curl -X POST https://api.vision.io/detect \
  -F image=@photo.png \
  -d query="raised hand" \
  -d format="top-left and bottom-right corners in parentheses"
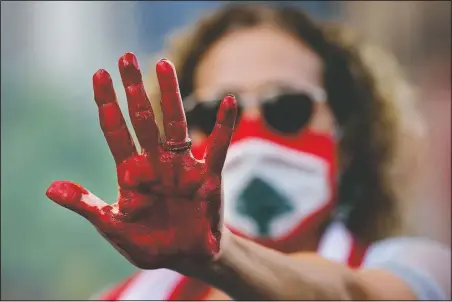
top-left (46, 53), bottom-right (237, 270)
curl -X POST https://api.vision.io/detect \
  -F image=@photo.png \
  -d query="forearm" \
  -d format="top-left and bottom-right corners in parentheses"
top-left (186, 231), bottom-right (366, 300)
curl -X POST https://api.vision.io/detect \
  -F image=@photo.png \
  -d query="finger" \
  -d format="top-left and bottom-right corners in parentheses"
top-left (118, 52), bottom-right (160, 153)
top-left (156, 59), bottom-right (190, 147)
top-left (205, 95), bottom-right (237, 175)
top-left (46, 181), bottom-right (109, 222)
top-left (93, 69), bottom-right (137, 164)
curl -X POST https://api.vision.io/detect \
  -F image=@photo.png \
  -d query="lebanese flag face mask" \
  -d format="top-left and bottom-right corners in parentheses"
top-left (191, 115), bottom-right (337, 253)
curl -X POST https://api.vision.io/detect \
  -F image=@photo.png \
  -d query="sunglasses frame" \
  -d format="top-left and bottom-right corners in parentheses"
top-left (184, 86), bottom-right (327, 135)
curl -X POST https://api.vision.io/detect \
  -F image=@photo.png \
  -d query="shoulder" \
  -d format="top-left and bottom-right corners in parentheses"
top-left (362, 237), bottom-right (451, 300)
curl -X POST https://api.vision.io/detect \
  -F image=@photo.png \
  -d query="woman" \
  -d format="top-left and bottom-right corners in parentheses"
top-left (46, 4), bottom-right (450, 300)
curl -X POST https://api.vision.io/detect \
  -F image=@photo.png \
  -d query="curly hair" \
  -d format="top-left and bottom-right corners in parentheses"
top-left (145, 4), bottom-right (424, 244)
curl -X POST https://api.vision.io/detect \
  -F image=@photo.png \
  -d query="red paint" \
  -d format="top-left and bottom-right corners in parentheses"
top-left (46, 180), bottom-right (88, 204)
top-left (45, 180), bottom-right (100, 219)
top-left (46, 53), bottom-right (237, 270)
top-left (93, 69), bottom-right (137, 164)
top-left (190, 115), bottom-right (337, 253)
top-left (118, 52), bottom-right (160, 155)
top-left (205, 95), bottom-right (237, 175)
top-left (156, 59), bottom-right (191, 148)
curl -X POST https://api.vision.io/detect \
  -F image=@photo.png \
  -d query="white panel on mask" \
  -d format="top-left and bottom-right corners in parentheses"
top-left (222, 138), bottom-right (331, 239)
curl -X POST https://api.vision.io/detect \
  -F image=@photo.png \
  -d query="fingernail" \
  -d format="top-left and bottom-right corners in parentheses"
top-left (118, 52), bottom-right (142, 86)
top-left (156, 58), bottom-right (175, 75)
top-left (217, 95), bottom-right (237, 126)
top-left (93, 69), bottom-right (116, 106)
top-left (119, 52), bottom-right (139, 69)
top-left (46, 181), bottom-right (88, 205)
top-left (155, 59), bottom-right (178, 94)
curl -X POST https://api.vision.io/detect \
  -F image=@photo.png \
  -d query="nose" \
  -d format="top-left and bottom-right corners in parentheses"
top-left (239, 92), bottom-right (261, 120)
top-left (242, 107), bottom-right (261, 119)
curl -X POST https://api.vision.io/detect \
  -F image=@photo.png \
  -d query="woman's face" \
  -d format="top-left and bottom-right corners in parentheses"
top-left (194, 25), bottom-right (335, 139)
top-left (192, 26), bottom-right (338, 251)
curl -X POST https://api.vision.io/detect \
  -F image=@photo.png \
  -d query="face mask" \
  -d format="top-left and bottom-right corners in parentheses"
top-left (191, 116), bottom-right (337, 252)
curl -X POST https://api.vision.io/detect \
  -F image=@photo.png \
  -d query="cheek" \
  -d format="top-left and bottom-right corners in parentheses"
top-left (308, 102), bottom-right (335, 135)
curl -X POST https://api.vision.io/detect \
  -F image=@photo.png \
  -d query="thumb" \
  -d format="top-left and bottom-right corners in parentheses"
top-left (46, 180), bottom-right (109, 221)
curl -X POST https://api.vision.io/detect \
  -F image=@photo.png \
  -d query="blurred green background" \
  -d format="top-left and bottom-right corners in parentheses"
top-left (1, 56), bottom-right (136, 299)
top-left (0, 2), bottom-right (230, 299)
top-left (1, 1), bottom-right (450, 300)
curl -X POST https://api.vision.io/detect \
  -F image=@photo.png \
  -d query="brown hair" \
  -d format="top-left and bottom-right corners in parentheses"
top-left (146, 4), bottom-right (424, 244)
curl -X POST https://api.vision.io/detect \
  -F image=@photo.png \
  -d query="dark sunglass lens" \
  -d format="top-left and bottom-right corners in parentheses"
top-left (186, 97), bottom-right (243, 135)
top-left (186, 100), bottom-right (222, 135)
top-left (263, 93), bottom-right (313, 134)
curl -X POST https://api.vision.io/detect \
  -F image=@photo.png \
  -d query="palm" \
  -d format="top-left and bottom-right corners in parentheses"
top-left (46, 53), bottom-right (236, 269)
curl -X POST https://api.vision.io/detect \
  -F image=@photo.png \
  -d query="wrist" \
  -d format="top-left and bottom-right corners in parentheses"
top-left (174, 227), bottom-right (235, 277)
top-left (175, 229), bottom-right (265, 300)
top-left (212, 226), bottom-right (233, 262)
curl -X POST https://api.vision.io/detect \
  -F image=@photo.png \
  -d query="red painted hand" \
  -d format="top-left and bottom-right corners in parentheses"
top-left (46, 53), bottom-right (237, 269)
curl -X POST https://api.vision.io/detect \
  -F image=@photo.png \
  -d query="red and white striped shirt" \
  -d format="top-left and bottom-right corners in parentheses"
top-left (96, 221), bottom-right (367, 300)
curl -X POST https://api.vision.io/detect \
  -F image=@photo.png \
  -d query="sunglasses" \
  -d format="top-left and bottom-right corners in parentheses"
top-left (184, 88), bottom-right (326, 136)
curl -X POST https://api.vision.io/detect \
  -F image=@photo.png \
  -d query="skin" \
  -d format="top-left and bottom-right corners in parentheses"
top-left (194, 26), bottom-right (335, 138)
top-left (46, 28), bottom-right (419, 300)
top-left (47, 53), bottom-right (237, 270)
top-left (189, 26), bottom-right (415, 300)
top-left (193, 26), bottom-right (336, 299)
